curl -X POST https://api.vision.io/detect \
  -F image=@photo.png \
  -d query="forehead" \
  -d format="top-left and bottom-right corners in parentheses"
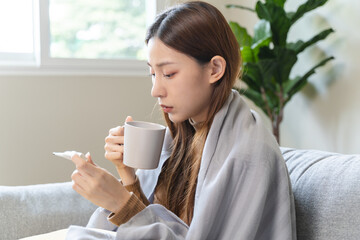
top-left (147, 38), bottom-right (192, 67)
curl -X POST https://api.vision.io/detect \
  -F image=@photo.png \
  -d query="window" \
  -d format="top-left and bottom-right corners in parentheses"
top-left (0, 0), bottom-right (35, 65)
top-left (49, 0), bottom-right (147, 60)
top-left (0, 0), bottom-right (158, 75)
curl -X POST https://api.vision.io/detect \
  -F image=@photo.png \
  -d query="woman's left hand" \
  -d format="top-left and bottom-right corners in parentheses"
top-left (71, 153), bottom-right (131, 213)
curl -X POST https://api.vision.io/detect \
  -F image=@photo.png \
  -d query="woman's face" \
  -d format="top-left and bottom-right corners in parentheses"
top-left (147, 37), bottom-right (214, 123)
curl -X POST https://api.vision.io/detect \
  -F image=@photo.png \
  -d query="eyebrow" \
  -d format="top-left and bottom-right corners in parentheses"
top-left (147, 61), bottom-right (177, 67)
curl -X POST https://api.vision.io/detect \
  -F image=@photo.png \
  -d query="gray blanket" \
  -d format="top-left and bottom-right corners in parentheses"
top-left (66, 90), bottom-right (296, 239)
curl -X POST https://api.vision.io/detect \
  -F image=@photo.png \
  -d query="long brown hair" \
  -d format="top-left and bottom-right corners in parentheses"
top-left (145, 1), bottom-right (241, 225)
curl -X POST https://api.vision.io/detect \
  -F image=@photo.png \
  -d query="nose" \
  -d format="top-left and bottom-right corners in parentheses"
top-left (151, 76), bottom-right (166, 98)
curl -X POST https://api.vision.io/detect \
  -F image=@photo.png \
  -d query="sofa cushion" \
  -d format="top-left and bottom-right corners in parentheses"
top-left (0, 182), bottom-right (97, 240)
top-left (282, 147), bottom-right (360, 240)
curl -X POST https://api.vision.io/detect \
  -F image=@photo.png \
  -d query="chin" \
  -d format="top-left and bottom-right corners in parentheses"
top-left (168, 114), bottom-right (188, 124)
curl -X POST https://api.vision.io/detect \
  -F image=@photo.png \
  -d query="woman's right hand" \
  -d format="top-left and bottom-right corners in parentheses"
top-left (104, 116), bottom-right (136, 185)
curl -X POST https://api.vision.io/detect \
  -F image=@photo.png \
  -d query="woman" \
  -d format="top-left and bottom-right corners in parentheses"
top-left (68, 1), bottom-right (296, 239)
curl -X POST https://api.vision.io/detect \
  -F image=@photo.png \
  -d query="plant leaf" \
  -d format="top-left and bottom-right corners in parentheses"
top-left (274, 47), bottom-right (298, 84)
top-left (286, 11), bottom-right (295, 19)
top-left (290, 28), bottom-right (334, 54)
top-left (241, 46), bottom-right (255, 63)
top-left (257, 46), bottom-right (297, 85)
top-left (252, 20), bottom-right (272, 46)
top-left (258, 59), bottom-right (277, 90)
top-left (264, 88), bottom-right (280, 114)
top-left (225, 4), bottom-right (255, 12)
top-left (285, 56), bottom-right (334, 101)
top-left (255, 2), bottom-right (271, 20)
top-left (287, 40), bottom-right (305, 53)
top-left (251, 20), bottom-right (272, 61)
top-left (242, 62), bottom-right (263, 91)
top-left (283, 76), bottom-right (301, 97)
top-left (290, 0), bottom-right (328, 25)
top-left (229, 21), bottom-right (253, 47)
top-left (265, 0), bottom-right (286, 8)
top-left (252, 38), bottom-right (272, 62)
top-left (255, 2), bottom-right (291, 46)
top-left (257, 46), bottom-right (276, 59)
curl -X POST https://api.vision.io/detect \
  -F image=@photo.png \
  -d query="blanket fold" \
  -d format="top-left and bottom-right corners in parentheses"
top-left (66, 90), bottom-right (296, 240)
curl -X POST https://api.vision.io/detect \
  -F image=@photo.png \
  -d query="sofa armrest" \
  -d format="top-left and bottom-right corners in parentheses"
top-left (0, 182), bottom-right (97, 240)
top-left (282, 147), bottom-right (360, 240)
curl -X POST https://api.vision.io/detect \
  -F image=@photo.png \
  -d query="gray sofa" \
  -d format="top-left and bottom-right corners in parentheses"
top-left (282, 147), bottom-right (360, 240)
top-left (0, 182), bottom-right (97, 240)
top-left (1, 148), bottom-right (360, 240)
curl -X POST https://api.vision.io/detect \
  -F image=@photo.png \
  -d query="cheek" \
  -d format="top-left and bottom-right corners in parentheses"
top-left (180, 85), bottom-right (212, 116)
top-left (185, 77), bottom-right (212, 102)
top-left (180, 72), bottom-right (209, 96)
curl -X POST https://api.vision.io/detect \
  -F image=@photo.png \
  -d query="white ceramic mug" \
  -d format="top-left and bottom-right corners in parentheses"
top-left (123, 121), bottom-right (166, 169)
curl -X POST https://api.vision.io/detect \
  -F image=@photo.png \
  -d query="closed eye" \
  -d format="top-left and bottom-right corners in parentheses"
top-left (163, 73), bottom-right (176, 78)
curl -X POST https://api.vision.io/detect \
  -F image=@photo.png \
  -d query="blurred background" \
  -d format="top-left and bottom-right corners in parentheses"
top-left (0, 0), bottom-right (358, 186)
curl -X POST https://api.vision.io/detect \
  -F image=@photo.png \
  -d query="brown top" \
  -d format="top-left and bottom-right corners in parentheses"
top-left (107, 177), bottom-right (151, 226)
top-left (108, 169), bottom-right (194, 226)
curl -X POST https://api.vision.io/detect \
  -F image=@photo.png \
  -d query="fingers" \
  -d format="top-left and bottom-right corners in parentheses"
top-left (71, 153), bottom-right (86, 167)
top-left (71, 154), bottom-right (95, 177)
top-left (72, 182), bottom-right (85, 195)
top-left (125, 116), bottom-right (133, 123)
top-left (105, 151), bottom-right (122, 160)
top-left (108, 116), bottom-right (133, 136)
top-left (104, 144), bottom-right (124, 162)
top-left (105, 135), bottom-right (124, 145)
top-left (71, 169), bottom-right (87, 195)
top-left (109, 126), bottom-right (123, 136)
top-left (104, 116), bottom-right (133, 164)
top-left (105, 130), bottom-right (125, 163)
top-left (86, 152), bottom-right (96, 166)
top-left (71, 168), bottom-right (98, 199)
top-left (104, 139), bottom-right (124, 162)
top-left (104, 141), bottom-right (123, 152)
top-left (71, 153), bottom-right (94, 196)
top-left (71, 169), bottom-right (87, 186)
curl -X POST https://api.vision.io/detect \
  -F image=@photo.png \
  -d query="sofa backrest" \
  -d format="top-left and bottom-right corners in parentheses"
top-left (2, 148), bottom-right (359, 239)
top-left (0, 182), bottom-right (97, 240)
top-left (282, 147), bottom-right (360, 240)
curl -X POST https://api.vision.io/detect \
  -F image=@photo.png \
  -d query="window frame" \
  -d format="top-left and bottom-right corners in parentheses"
top-left (0, 0), bottom-right (161, 76)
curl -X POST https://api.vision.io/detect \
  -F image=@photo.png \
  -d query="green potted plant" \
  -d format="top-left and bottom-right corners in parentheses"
top-left (227, 0), bottom-right (334, 143)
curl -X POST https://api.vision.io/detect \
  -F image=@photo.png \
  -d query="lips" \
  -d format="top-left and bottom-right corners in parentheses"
top-left (160, 104), bottom-right (173, 113)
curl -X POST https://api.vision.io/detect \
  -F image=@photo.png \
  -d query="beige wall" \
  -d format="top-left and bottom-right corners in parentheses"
top-left (280, 0), bottom-right (360, 154)
top-left (0, 75), bottom-right (162, 185)
top-left (1, 0), bottom-right (359, 186)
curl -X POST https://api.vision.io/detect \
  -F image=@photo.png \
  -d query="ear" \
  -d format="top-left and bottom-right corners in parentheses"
top-left (208, 55), bottom-right (226, 84)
